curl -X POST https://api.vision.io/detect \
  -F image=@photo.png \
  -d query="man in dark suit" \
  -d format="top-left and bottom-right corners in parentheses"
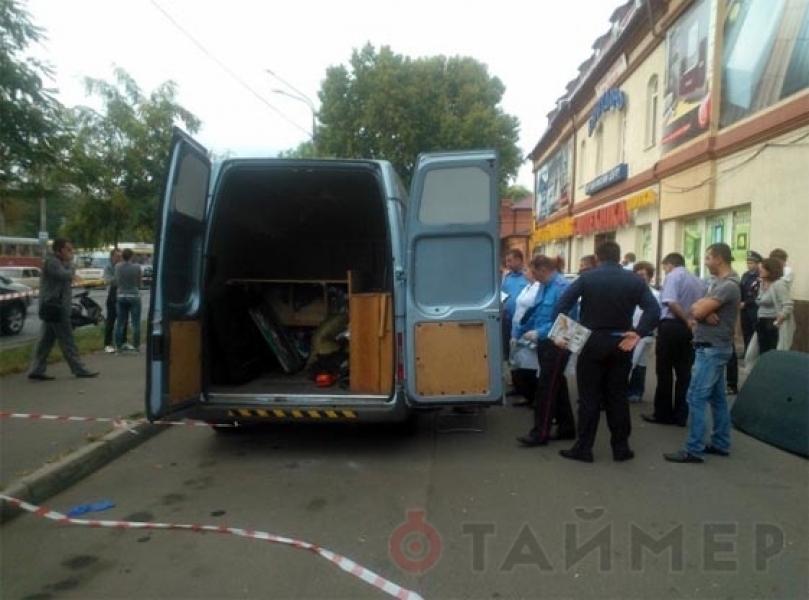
top-left (553, 242), bottom-right (660, 463)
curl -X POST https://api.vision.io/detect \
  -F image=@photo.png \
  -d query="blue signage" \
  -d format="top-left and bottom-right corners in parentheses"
top-left (588, 88), bottom-right (627, 136)
top-left (585, 163), bottom-right (628, 196)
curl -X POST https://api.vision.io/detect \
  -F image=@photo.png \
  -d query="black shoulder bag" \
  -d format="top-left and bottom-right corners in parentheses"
top-left (39, 291), bottom-right (64, 323)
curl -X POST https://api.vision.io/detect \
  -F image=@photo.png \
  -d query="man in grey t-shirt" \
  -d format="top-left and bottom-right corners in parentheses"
top-left (113, 248), bottom-right (143, 352)
top-left (664, 243), bottom-right (741, 463)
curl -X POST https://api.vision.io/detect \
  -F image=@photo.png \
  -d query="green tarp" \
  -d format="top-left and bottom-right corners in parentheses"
top-left (731, 350), bottom-right (809, 458)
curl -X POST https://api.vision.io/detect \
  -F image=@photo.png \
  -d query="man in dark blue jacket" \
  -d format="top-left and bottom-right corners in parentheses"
top-left (553, 242), bottom-right (660, 463)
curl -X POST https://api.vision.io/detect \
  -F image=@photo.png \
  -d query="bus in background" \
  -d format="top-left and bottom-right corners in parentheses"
top-left (0, 236), bottom-right (46, 268)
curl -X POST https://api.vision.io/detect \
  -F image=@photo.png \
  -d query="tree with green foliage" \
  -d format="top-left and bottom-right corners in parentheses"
top-left (62, 69), bottom-right (200, 248)
top-left (0, 0), bottom-right (67, 234)
top-left (277, 140), bottom-right (316, 159)
top-left (314, 44), bottom-right (522, 191)
top-left (504, 184), bottom-right (532, 201)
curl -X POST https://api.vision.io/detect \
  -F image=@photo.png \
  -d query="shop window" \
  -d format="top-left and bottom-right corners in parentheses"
top-left (595, 232), bottom-right (615, 249)
top-left (645, 75), bottom-right (659, 148)
top-left (639, 225), bottom-right (652, 260)
top-left (683, 219), bottom-right (704, 278)
top-left (710, 218), bottom-right (725, 244)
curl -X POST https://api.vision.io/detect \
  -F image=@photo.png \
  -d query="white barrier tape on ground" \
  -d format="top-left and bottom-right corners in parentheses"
top-left (0, 411), bottom-right (235, 429)
top-left (0, 290), bottom-right (36, 301)
top-left (0, 494), bottom-right (424, 600)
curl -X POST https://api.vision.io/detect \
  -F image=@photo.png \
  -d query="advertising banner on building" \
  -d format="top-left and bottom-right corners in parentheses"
top-left (720, 0), bottom-right (809, 128)
top-left (535, 141), bottom-right (571, 221)
top-left (662, 0), bottom-right (716, 153)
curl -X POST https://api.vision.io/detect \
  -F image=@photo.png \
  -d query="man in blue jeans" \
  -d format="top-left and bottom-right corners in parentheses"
top-left (664, 242), bottom-right (740, 463)
top-left (114, 248), bottom-right (143, 352)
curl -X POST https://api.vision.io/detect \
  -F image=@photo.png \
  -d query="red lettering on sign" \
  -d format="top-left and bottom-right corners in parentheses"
top-left (573, 202), bottom-right (629, 236)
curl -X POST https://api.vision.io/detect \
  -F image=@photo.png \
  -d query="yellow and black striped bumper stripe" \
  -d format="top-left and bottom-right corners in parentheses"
top-left (228, 409), bottom-right (357, 419)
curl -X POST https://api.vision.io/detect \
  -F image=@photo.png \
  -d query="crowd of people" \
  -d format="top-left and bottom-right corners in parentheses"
top-left (503, 241), bottom-right (796, 463)
top-left (27, 238), bottom-right (143, 381)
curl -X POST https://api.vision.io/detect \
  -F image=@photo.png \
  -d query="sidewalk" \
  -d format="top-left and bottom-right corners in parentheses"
top-left (0, 349), bottom-right (164, 521)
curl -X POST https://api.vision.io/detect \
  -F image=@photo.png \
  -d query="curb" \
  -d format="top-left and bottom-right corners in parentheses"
top-left (0, 420), bottom-right (165, 524)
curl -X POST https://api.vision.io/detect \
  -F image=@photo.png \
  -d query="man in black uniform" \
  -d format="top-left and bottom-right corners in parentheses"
top-left (553, 242), bottom-right (660, 463)
top-left (739, 251), bottom-right (761, 354)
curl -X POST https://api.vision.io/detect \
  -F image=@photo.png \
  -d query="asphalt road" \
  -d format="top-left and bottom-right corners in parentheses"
top-left (0, 288), bottom-right (151, 349)
top-left (2, 401), bottom-right (807, 599)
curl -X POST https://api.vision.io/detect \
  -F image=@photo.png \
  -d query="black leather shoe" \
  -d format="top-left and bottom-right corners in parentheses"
top-left (704, 445), bottom-right (730, 457)
top-left (613, 449), bottom-right (635, 462)
top-left (549, 430), bottom-right (576, 441)
top-left (663, 449), bottom-right (704, 463)
top-left (74, 371), bottom-right (99, 379)
top-left (517, 435), bottom-right (548, 447)
top-left (28, 373), bottom-right (55, 381)
top-left (559, 448), bottom-right (594, 463)
top-left (641, 414), bottom-right (674, 425)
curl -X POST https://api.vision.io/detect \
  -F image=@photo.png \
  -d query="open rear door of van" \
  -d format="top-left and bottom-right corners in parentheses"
top-left (404, 151), bottom-right (504, 407)
top-left (146, 128), bottom-right (210, 420)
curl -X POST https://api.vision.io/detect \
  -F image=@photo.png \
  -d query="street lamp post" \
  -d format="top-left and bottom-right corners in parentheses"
top-left (271, 88), bottom-right (316, 142)
top-left (266, 69), bottom-right (317, 148)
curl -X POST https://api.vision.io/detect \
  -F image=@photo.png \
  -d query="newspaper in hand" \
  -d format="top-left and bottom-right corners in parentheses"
top-left (548, 313), bottom-right (592, 354)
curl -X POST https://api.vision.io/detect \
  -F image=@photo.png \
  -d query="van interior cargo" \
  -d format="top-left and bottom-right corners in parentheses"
top-left (204, 164), bottom-right (395, 398)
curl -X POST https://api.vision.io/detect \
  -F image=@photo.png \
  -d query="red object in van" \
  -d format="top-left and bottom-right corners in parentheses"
top-left (315, 372), bottom-right (337, 387)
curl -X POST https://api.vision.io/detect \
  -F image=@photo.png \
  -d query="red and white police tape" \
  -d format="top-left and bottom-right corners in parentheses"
top-left (0, 493), bottom-right (424, 600)
top-left (0, 411), bottom-right (231, 431)
top-left (0, 289), bottom-right (36, 301)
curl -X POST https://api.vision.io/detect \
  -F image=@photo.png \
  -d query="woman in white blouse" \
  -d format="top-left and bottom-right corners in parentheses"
top-left (509, 265), bottom-right (541, 407)
top-left (756, 257), bottom-right (794, 353)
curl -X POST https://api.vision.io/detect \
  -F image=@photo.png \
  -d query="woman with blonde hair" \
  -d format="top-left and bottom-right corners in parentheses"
top-left (756, 257), bottom-right (794, 353)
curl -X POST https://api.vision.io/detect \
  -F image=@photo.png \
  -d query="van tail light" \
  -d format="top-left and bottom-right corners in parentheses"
top-left (396, 332), bottom-right (405, 381)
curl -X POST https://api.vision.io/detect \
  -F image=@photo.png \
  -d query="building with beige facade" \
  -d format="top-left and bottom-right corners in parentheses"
top-left (527, 0), bottom-right (809, 350)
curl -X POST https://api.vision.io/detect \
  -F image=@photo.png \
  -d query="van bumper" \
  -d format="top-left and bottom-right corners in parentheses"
top-left (189, 390), bottom-right (413, 425)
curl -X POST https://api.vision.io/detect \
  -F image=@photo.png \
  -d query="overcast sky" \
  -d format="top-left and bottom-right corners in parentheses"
top-left (26, 0), bottom-right (622, 188)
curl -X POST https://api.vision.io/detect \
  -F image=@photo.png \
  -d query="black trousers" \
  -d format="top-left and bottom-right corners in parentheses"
top-left (104, 287), bottom-right (127, 346)
top-left (529, 340), bottom-right (574, 441)
top-left (512, 368), bottom-right (538, 404)
top-left (740, 307), bottom-right (757, 353)
top-left (652, 319), bottom-right (694, 425)
top-left (573, 331), bottom-right (632, 453)
top-left (726, 346), bottom-right (738, 388)
top-left (756, 317), bottom-right (779, 354)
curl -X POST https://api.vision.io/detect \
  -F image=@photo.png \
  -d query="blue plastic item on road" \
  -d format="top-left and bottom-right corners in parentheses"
top-left (65, 499), bottom-right (115, 517)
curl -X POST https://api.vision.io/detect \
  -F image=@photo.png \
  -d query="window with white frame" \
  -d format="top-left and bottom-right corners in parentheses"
top-left (616, 111), bottom-right (626, 164)
top-left (579, 139), bottom-right (587, 187)
top-left (595, 123), bottom-right (604, 176)
top-left (646, 75), bottom-right (659, 147)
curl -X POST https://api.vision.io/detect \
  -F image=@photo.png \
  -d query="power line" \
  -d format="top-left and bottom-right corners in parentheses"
top-left (662, 130), bottom-right (809, 193)
top-left (148, 0), bottom-right (311, 138)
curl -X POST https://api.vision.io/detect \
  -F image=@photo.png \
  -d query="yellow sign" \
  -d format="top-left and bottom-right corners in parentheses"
top-left (532, 217), bottom-right (574, 244)
top-left (625, 190), bottom-right (657, 211)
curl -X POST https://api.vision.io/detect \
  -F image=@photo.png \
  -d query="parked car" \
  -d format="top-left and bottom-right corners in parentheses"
top-left (0, 275), bottom-right (33, 335)
top-left (0, 266), bottom-right (42, 289)
top-left (74, 266), bottom-right (106, 289)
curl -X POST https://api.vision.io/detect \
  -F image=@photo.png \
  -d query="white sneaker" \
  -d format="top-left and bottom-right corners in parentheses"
top-left (104, 346), bottom-right (116, 354)
top-left (122, 344), bottom-right (136, 351)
